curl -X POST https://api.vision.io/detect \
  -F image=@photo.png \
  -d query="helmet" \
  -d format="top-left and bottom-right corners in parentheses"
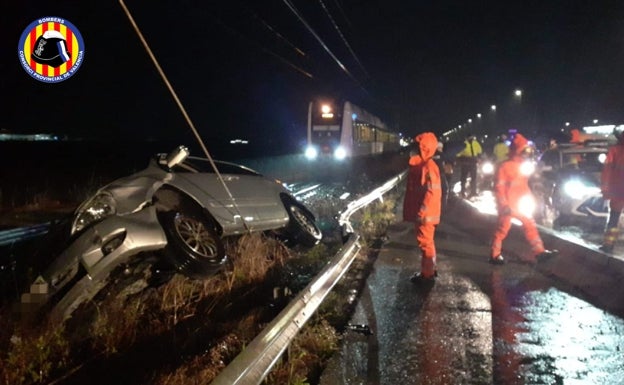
top-left (31, 30), bottom-right (71, 68)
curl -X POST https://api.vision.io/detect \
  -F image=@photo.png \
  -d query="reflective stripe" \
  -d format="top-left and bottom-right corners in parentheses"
top-left (604, 227), bottom-right (619, 245)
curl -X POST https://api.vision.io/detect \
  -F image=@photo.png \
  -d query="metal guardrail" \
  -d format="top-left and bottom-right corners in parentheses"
top-left (0, 223), bottom-right (50, 247)
top-left (210, 170), bottom-right (408, 385)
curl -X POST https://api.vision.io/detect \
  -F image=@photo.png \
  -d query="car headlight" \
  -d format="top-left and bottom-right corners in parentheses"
top-left (481, 161), bottom-right (494, 174)
top-left (563, 180), bottom-right (601, 200)
top-left (71, 192), bottom-right (117, 234)
top-left (520, 161), bottom-right (535, 176)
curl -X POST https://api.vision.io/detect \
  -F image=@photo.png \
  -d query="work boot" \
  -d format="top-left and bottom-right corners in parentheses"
top-left (536, 249), bottom-right (558, 262)
top-left (410, 272), bottom-right (436, 288)
top-left (489, 255), bottom-right (505, 265)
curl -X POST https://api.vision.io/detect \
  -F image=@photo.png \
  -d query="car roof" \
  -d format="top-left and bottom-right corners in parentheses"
top-left (556, 143), bottom-right (610, 154)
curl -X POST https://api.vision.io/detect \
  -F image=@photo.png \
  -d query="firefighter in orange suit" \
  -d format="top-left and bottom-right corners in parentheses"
top-left (403, 132), bottom-right (442, 285)
top-left (489, 133), bottom-right (557, 264)
top-left (600, 127), bottom-right (624, 253)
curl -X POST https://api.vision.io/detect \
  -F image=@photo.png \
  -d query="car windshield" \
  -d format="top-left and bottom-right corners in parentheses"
top-left (561, 150), bottom-right (606, 172)
top-left (172, 157), bottom-right (260, 176)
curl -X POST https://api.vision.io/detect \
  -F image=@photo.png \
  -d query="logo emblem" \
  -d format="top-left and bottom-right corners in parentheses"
top-left (18, 17), bottom-right (85, 83)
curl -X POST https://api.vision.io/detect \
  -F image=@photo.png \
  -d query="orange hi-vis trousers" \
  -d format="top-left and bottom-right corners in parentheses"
top-left (416, 222), bottom-right (437, 277)
top-left (490, 213), bottom-right (545, 260)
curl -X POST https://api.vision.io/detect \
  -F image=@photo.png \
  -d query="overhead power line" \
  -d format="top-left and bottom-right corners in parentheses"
top-left (208, 11), bottom-right (314, 79)
top-left (238, 1), bottom-right (308, 58)
top-left (318, 0), bottom-right (370, 79)
top-left (282, 0), bottom-right (370, 95)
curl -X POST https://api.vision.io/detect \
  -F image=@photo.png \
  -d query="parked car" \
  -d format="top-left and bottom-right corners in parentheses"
top-left (531, 143), bottom-right (610, 228)
top-left (22, 145), bottom-right (322, 321)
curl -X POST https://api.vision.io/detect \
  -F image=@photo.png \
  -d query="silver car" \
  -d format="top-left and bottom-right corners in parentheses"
top-left (22, 146), bottom-right (322, 321)
top-left (532, 143), bottom-right (610, 228)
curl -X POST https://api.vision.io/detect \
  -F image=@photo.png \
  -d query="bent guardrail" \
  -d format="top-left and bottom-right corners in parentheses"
top-left (210, 169), bottom-right (408, 385)
top-left (0, 223), bottom-right (50, 247)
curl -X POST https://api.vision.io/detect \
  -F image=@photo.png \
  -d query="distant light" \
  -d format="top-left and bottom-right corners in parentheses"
top-left (593, 119), bottom-right (599, 124)
top-left (583, 125), bottom-right (615, 135)
top-left (321, 104), bottom-right (331, 114)
top-left (514, 89), bottom-right (522, 97)
top-left (468, 118), bottom-right (472, 123)
top-left (491, 105), bottom-right (497, 111)
top-left (476, 113), bottom-right (482, 118)
top-left (230, 139), bottom-right (249, 144)
top-left (565, 122), bottom-right (570, 126)
top-left (321, 113), bottom-right (334, 118)
top-left (352, 113), bottom-right (357, 120)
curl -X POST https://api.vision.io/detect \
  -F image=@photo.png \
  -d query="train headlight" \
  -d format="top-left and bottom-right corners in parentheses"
top-left (334, 146), bottom-right (347, 160)
top-left (305, 146), bottom-right (318, 160)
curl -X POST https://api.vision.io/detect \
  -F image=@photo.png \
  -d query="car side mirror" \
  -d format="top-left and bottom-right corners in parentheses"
top-left (165, 145), bottom-right (190, 168)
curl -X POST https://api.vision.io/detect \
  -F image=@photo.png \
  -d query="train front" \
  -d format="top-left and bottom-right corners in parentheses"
top-left (305, 101), bottom-right (348, 161)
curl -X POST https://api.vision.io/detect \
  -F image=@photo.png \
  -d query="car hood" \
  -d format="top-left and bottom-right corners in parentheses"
top-left (98, 161), bottom-right (171, 214)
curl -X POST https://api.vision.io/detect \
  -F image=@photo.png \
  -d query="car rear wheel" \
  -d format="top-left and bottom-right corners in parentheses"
top-left (160, 211), bottom-right (227, 279)
top-left (283, 202), bottom-right (322, 247)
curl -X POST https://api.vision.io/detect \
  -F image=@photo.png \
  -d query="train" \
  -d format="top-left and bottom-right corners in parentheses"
top-left (304, 99), bottom-right (402, 160)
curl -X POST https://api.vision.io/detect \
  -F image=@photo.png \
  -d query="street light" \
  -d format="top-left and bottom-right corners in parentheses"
top-left (476, 113), bottom-right (482, 118)
top-left (514, 89), bottom-right (522, 97)
top-left (490, 105), bottom-right (496, 111)
top-left (593, 119), bottom-right (599, 124)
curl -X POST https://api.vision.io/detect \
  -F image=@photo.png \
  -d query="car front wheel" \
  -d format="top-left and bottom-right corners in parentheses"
top-left (284, 203), bottom-right (323, 247)
top-left (160, 211), bottom-right (227, 279)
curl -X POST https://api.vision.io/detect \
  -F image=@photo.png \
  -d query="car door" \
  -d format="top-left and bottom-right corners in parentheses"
top-left (170, 158), bottom-right (288, 233)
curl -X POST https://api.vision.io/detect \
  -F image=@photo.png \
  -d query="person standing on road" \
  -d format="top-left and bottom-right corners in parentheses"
top-left (489, 133), bottom-right (557, 264)
top-left (403, 132), bottom-right (442, 286)
top-left (492, 134), bottom-right (509, 163)
top-left (456, 133), bottom-right (483, 198)
top-left (600, 127), bottom-right (624, 253)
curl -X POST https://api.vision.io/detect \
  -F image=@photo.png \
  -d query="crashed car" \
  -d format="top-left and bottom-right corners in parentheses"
top-left (531, 143), bottom-right (610, 228)
top-left (22, 145), bottom-right (322, 321)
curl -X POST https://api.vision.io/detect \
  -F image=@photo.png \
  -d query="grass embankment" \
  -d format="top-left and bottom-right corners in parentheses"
top-left (0, 187), bottom-right (401, 385)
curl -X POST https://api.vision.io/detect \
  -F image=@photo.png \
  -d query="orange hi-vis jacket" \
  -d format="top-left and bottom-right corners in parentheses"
top-left (494, 135), bottom-right (533, 213)
top-left (601, 140), bottom-right (624, 201)
top-left (403, 133), bottom-right (442, 224)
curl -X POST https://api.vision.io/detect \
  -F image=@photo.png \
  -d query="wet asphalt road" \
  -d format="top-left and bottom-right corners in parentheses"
top-left (320, 200), bottom-right (624, 385)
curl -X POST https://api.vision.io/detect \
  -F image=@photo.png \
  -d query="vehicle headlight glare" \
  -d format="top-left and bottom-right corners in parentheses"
top-left (520, 161), bottom-right (535, 176)
top-left (334, 146), bottom-right (347, 160)
top-left (305, 146), bottom-right (318, 160)
top-left (563, 180), bottom-right (600, 200)
top-left (598, 153), bottom-right (607, 163)
top-left (481, 161), bottom-right (494, 174)
top-left (72, 193), bottom-right (117, 234)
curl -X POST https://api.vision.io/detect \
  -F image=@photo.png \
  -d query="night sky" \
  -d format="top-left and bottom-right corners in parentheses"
top-left (2, 1), bottom-right (624, 154)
